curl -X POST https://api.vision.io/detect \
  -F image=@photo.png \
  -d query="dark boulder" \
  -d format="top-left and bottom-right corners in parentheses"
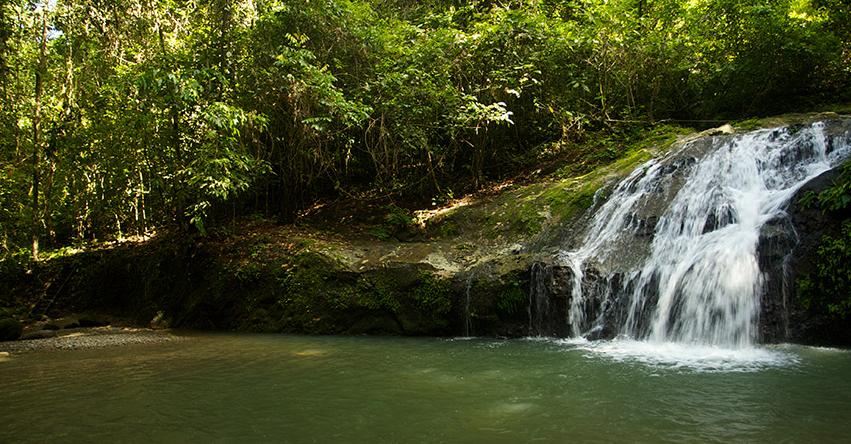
top-left (77, 314), bottom-right (111, 328)
top-left (0, 318), bottom-right (23, 341)
top-left (21, 329), bottom-right (58, 340)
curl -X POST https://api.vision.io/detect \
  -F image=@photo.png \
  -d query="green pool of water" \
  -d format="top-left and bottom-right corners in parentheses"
top-left (1, 333), bottom-right (850, 443)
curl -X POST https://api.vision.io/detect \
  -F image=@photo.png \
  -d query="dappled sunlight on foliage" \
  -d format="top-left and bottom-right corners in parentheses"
top-left (0, 0), bottom-right (848, 259)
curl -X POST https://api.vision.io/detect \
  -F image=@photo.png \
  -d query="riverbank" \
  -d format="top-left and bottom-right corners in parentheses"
top-left (0, 326), bottom-right (181, 354)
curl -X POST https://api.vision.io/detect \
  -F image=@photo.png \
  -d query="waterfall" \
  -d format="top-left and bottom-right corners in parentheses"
top-left (560, 121), bottom-right (851, 347)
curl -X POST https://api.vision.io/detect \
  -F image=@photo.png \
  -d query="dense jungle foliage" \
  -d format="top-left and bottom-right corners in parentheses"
top-left (1, 0), bottom-right (849, 260)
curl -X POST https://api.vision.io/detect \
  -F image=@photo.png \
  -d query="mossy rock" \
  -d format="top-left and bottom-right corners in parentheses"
top-left (0, 318), bottom-right (23, 341)
top-left (396, 270), bottom-right (453, 334)
top-left (456, 259), bottom-right (534, 337)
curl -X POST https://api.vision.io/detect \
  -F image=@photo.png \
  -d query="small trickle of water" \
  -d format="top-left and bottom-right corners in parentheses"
top-left (464, 272), bottom-right (475, 337)
top-left (528, 262), bottom-right (550, 336)
top-left (560, 121), bottom-right (851, 347)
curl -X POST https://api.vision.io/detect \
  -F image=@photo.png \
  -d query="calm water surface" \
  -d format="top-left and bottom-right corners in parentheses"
top-left (1, 333), bottom-right (850, 443)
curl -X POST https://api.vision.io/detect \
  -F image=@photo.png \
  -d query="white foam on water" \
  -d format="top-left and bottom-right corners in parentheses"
top-left (560, 338), bottom-right (798, 373)
top-left (523, 336), bottom-right (557, 342)
top-left (804, 346), bottom-right (850, 353)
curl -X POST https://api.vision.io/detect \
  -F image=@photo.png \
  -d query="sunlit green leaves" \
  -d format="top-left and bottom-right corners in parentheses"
top-left (457, 95), bottom-right (515, 132)
top-left (0, 0), bottom-right (849, 254)
top-left (190, 102), bottom-right (270, 208)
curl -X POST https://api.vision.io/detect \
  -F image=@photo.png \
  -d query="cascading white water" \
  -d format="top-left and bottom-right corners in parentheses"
top-left (560, 122), bottom-right (851, 348)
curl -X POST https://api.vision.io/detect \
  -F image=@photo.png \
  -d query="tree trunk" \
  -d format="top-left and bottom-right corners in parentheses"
top-left (31, 9), bottom-right (48, 261)
top-left (154, 7), bottom-right (186, 228)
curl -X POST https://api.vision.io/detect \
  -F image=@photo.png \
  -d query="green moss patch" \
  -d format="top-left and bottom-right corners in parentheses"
top-left (425, 125), bottom-right (688, 243)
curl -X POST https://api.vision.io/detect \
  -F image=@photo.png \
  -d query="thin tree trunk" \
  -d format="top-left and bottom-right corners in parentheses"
top-left (12, 8), bottom-right (22, 158)
top-left (153, 7), bottom-right (186, 227)
top-left (47, 13), bottom-right (77, 242)
top-left (138, 169), bottom-right (147, 235)
top-left (43, 151), bottom-right (55, 242)
top-left (218, 0), bottom-right (231, 98)
top-left (31, 9), bottom-right (48, 261)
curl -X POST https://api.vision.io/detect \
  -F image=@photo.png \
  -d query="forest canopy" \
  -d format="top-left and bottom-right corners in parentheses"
top-left (1, 0), bottom-right (849, 260)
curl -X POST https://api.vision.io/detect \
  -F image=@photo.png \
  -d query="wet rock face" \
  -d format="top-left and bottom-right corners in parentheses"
top-left (527, 263), bottom-right (570, 338)
top-left (779, 168), bottom-right (851, 345)
top-left (756, 122), bottom-right (851, 344)
top-left (753, 148), bottom-right (851, 344)
top-left (757, 216), bottom-right (797, 343)
top-left (524, 263), bottom-right (649, 340)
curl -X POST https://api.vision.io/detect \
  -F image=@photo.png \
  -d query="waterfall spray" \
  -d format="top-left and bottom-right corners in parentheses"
top-left (560, 122), bottom-right (851, 347)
